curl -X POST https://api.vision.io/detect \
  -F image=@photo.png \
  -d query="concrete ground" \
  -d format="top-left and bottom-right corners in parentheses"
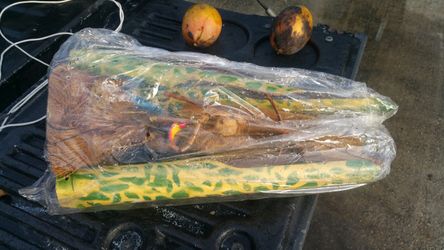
top-left (197, 0), bottom-right (444, 248)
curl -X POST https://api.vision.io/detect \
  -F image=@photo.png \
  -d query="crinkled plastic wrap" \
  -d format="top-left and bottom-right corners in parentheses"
top-left (20, 28), bottom-right (397, 214)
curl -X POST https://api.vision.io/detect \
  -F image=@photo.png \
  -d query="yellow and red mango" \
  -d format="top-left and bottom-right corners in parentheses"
top-left (182, 4), bottom-right (222, 48)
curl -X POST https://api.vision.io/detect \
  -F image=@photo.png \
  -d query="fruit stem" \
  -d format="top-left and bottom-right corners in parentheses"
top-left (255, 0), bottom-right (276, 17)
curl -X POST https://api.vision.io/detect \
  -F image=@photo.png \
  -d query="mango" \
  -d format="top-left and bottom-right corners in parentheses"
top-left (182, 4), bottom-right (222, 48)
top-left (270, 6), bottom-right (313, 55)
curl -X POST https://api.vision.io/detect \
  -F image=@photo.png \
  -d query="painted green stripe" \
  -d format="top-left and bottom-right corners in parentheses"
top-left (172, 169), bottom-right (180, 186)
top-left (299, 182), bottom-right (318, 188)
top-left (222, 190), bottom-right (242, 195)
top-left (214, 181), bottom-right (223, 191)
top-left (172, 191), bottom-right (189, 199)
top-left (266, 85), bottom-right (277, 92)
top-left (245, 81), bottom-right (262, 90)
top-left (151, 165), bottom-right (168, 187)
top-left (272, 183), bottom-right (280, 190)
top-left (102, 171), bottom-right (119, 177)
top-left (112, 193), bottom-right (121, 203)
top-left (331, 180), bottom-right (343, 185)
top-left (346, 160), bottom-right (364, 168)
top-left (203, 162), bottom-right (218, 169)
top-left (286, 173), bottom-right (299, 186)
top-left (185, 67), bottom-right (196, 73)
top-left (218, 168), bottom-right (241, 176)
top-left (155, 196), bottom-right (169, 201)
top-left (254, 186), bottom-right (269, 192)
top-left (185, 182), bottom-right (204, 192)
top-left (80, 192), bottom-right (109, 201)
top-left (100, 184), bottom-right (129, 193)
top-left (167, 181), bottom-right (173, 193)
top-left (86, 202), bottom-right (103, 207)
top-left (124, 192), bottom-right (140, 199)
top-left (119, 177), bottom-right (145, 185)
top-left (217, 75), bottom-right (238, 83)
top-left (173, 68), bottom-right (182, 77)
top-left (97, 180), bottom-right (112, 185)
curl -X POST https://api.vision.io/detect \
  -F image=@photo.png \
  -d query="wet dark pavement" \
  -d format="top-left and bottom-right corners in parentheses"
top-left (197, 0), bottom-right (444, 248)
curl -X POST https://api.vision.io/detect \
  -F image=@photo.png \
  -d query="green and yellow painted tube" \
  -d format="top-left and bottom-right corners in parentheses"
top-left (68, 49), bottom-right (396, 119)
top-left (56, 159), bottom-right (381, 209)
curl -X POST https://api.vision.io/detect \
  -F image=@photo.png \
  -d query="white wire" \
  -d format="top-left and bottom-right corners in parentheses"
top-left (0, 115), bottom-right (47, 130)
top-left (7, 79), bottom-right (48, 115)
top-left (0, 32), bottom-right (73, 80)
top-left (0, 0), bottom-right (125, 133)
top-left (110, 0), bottom-right (124, 33)
top-left (0, 1), bottom-right (73, 74)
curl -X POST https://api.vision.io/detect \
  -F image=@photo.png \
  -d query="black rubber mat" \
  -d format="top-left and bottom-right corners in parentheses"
top-left (0, 0), bottom-right (366, 249)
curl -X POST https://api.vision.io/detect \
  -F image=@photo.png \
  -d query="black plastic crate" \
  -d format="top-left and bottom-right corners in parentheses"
top-left (0, 0), bottom-right (366, 249)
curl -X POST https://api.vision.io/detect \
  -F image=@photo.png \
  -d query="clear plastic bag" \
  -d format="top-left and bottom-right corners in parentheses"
top-left (20, 28), bottom-right (397, 214)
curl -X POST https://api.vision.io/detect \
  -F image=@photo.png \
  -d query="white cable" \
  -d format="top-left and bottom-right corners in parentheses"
top-left (0, 0), bottom-right (73, 74)
top-left (7, 79), bottom-right (48, 114)
top-left (0, 79), bottom-right (48, 132)
top-left (0, 32), bottom-right (73, 80)
top-left (0, 0), bottom-right (125, 133)
top-left (110, 0), bottom-right (124, 33)
top-left (0, 0), bottom-right (124, 79)
top-left (0, 115), bottom-right (46, 131)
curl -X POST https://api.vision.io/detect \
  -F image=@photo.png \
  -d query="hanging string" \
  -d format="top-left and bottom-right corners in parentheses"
top-left (0, 0), bottom-right (125, 133)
